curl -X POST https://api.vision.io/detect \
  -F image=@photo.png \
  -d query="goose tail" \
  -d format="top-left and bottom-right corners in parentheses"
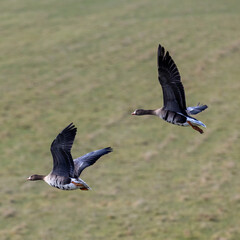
top-left (187, 117), bottom-right (206, 128)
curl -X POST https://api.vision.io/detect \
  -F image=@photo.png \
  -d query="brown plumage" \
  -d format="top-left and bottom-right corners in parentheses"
top-left (132, 44), bottom-right (208, 134)
top-left (27, 123), bottom-right (113, 190)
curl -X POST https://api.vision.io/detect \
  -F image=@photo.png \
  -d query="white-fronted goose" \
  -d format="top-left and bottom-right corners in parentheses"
top-left (27, 123), bottom-right (112, 190)
top-left (132, 44), bottom-right (208, 134)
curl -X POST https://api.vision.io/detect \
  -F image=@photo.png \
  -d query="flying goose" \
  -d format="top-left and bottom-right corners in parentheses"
top-left (132, 44), bottom-right (208, 134)
top-left (27, 123), bottom-right (112, 190)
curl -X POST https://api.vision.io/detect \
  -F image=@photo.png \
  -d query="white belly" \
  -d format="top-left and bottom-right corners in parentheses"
top-left (58, 182), bottom-right (79, 190)
top-left (44, 176), bottom-right (90, 191)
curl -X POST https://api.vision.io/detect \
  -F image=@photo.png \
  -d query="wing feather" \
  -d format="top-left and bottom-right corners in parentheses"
top-left (157, 44), bottom-right (187, 113)
top-left (186, 104), bottom-right (208, 115)
top-left (73, 147), bottom-right (112, 177)
top-left (50, 123), bottom-right (77, 178)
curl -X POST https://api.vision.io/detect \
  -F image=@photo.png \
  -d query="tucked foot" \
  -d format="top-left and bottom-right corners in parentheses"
top-left (72, 181), bottom-right (90, 190)
top-left (187, 121), bottom-right (204, 134)
top-left (71, 181), bottom-right (86, 187)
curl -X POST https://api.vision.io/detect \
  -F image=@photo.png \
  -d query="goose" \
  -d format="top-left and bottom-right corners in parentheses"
top-left (132, 44), bottom-right (208, 134)
top-left (27, 123), bottom-right (112, 190)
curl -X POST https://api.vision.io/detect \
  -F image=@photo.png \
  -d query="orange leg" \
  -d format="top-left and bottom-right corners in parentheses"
top-left (71, 181), bottom-right (89, 190)
top-left (187, 121), bottom-right (204, 134)
top-left (71, 181), bottom-right (85, 187)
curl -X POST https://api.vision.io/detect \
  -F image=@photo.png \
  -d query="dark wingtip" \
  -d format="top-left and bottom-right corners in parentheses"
top-left (67, 122), bottom-right (74, 128)
top-left (158, 43), bottom-right (163, 49)
top-left (68, 122), bottom-right (74, 128)
top-left (104, 147), bottom-right (113, 153)
top-left (201, 105), bottom-right (208, 111)
top-left (198, 104), bottom-right (208, 111)
top-left (64, 122), bottom-right (77, 132)
top-left (158, 44), bottom-right (165, 56)
top-left (157, 44), bottom-right (166, 68)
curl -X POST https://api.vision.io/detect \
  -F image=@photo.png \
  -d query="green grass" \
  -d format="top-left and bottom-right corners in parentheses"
top-left (0, 0), bottom-right (240, 239)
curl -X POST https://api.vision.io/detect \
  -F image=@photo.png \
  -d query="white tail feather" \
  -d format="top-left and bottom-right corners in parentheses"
top-left (186, 117), bottom-right (206, 128)
top-left (177, 112), bottom-right (206, 128)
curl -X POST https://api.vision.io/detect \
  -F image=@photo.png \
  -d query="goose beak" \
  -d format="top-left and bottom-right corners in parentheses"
top-left (27, 177), bottom-right (31, 180)
top-left (131, 111), bottom-right (136, 115)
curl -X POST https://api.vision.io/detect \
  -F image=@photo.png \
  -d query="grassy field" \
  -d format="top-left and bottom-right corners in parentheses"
top-left (0, 0), bottom-right (240, 239)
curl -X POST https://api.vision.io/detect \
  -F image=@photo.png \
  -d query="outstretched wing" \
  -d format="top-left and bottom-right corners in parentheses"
top-left (74, 147), bottom-right (112, 177)
top-left (187, 103), bottom-right (208, 115)
top-left (50, 123), bottom-right (77, 178)
top-left (157, 44), bottom-right (187, 114)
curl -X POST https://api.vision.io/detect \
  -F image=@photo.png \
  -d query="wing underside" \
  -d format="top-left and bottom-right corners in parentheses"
top-left (74, 147), bottom-right (112, 177)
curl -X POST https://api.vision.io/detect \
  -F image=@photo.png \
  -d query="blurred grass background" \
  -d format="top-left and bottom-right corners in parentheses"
top-left (0, 0), bottom-right (240, 239)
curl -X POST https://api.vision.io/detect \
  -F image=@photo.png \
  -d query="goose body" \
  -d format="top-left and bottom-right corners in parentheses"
top-left (43, 175), bottom-right (90, 191)
top-left (132, 44), bottom-right (208, 134)
top-left (155, 108), bottom-right (206, 128)
top-left (27, 123), bottom-right (112, 191)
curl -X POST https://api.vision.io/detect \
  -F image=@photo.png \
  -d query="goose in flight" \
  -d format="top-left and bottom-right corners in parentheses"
top-left (27, 123), bottom-right (112, 190)
top-left (132, 44), bottom-right (208, 134)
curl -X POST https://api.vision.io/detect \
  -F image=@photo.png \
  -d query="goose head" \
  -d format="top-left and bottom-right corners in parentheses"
top-left (27, 174), bottom-right (45, 181)
top-left (131, 109), bottom-right (145, 115)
